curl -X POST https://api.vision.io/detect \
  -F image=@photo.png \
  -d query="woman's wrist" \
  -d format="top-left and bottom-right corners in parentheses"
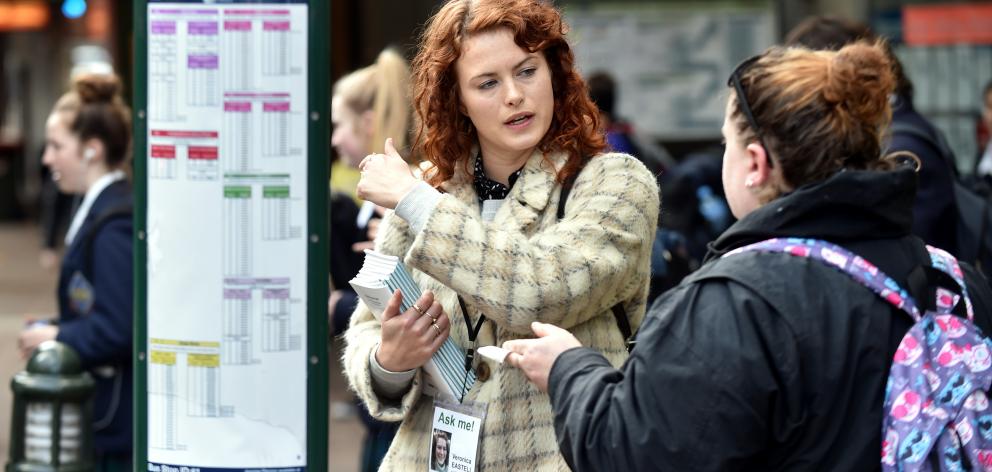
top-left (394, 181), bottom-right (443, 233)
top-left (370, 344), bottom-right (416, 400)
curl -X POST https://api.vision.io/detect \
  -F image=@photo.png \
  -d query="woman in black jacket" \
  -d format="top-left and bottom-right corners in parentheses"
top-left (504, 41), bottom-right (992, 470)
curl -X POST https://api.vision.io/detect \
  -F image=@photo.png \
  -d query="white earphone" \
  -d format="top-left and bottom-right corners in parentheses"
top-left (83, 148), bottom-right (95, 161)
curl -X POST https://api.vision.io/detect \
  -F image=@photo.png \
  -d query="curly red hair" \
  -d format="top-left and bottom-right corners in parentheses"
top-left (411, 0), bottom-right (606, 186)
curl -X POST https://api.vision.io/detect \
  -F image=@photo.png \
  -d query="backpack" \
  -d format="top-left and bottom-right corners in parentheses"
top-left (889, 121), bottom-right (992, 274)
top-left (726, 237), bottom-right (992, 471)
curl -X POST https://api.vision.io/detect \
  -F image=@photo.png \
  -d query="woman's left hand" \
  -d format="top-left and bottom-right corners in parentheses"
top-left (503, 322), bottom-right (583, 393)
top-left (356, 138), bottom-right (417, 209)
top-left (17, 324), bottom-right (58, 360)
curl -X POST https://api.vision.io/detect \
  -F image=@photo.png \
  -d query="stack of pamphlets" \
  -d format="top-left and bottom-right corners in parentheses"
top-left (350, 250), bottom-right (476, 400)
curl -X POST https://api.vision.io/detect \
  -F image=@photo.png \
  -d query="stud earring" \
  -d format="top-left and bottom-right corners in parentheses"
top-left (745, 179), bottom-right (754, 188)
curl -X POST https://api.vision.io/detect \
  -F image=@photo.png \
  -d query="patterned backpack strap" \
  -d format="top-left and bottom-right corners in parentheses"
top-left (724, 237), bottom-right (923, 321)
top-left (925, 245), bottom-right (975, 322)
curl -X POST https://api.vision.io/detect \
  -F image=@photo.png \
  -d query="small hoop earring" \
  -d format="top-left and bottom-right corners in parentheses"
top-left (883, 150), bottom-right (922, 172)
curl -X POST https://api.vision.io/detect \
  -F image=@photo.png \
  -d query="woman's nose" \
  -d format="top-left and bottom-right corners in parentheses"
top-left (505, 82), bottom-right (523, 107)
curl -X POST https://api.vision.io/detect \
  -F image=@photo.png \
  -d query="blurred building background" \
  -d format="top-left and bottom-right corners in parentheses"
top-left (0, 0), bottom-right (983, 222)
top-left (0, 0), bottom-right (129, 221)
top-left (333, 0), bottom-right (991, 171)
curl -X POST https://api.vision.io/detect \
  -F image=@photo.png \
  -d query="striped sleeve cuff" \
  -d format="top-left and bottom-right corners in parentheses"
top-left (394, 181), bottom-right (443, 234)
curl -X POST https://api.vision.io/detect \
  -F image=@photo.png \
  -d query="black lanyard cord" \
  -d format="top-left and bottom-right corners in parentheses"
top-left (457, 295), bottom-right (485, 402)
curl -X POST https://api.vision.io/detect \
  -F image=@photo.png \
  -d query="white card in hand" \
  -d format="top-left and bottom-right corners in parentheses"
top-left (477, 345), bottom-right (511, 364)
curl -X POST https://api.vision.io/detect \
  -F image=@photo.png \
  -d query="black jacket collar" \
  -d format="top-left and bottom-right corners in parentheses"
top-left (706, 167), bottom-right (917, 262)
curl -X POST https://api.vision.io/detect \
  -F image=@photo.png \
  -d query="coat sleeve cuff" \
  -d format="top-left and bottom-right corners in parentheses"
top-left (393, 181), bottom-right (443, 234)
top-left (369, 344), bottom-right (417, 400)
top-left (548, 347), bottom-right (612, 403)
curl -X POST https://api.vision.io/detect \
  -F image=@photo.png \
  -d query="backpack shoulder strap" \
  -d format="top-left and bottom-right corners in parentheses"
top-left (557, 174), bottom-right (577, 220)
top-left (557, 162), bottom-right (634, 351)
top-left (925, 245), bottom-right (975, 321)
top-left (726, 238), bottom-right (976, 323)
top-left (725, 238), bottom-right (924, 321)
top-left (78, 203), bottom-right (133, 277)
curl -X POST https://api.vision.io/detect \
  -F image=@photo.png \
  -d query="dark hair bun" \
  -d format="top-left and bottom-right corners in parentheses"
top-left (822, 41), bottom-right (895, 128)
top-left (73, 73), bottom-right (122, 104)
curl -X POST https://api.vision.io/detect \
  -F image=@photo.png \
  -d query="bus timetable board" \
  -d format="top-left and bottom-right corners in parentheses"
top-left (134, 1), bottom-right (328, 470)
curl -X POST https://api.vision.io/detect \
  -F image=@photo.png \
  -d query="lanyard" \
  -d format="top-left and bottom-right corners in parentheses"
top-left (457, 296), bottom-right (485, 402)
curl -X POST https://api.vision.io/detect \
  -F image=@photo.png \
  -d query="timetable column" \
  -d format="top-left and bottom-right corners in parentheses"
top-left (148, 350), bottom-right (177, 451)
top-left (186, 20), bottom-right (219, 106)
top-left (149, 20), bottom-right (178, 121)
top-left (223, 101), bottom-right (252, 172)
top-left (223, 185), bottom-right (252, 276)
top-left (262, 288), bottom-right (293, 352)
top-left (222, 19), bottom-right (253, 91)
top-left (186, 353), bottom-right (221, 417)
top-left (222, 287), bottom-right (253, 365)
top-left (149, 144), bottom-right (177, 179)
top-left (261, 101), bottom-right (290, 157)
top-left (261, 185), bottom-right (290, 240)
top-left (187, 145), bottom-right (219, 181)
top-left (261, 20), bottom-right (291, 76)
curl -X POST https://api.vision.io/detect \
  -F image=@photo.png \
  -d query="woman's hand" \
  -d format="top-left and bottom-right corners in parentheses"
top-left (356, 138), bottom-right (417, 209)
top-left (503, 322), bottom-right (582, 392)
top-left (375, 289), bottom-right (451, 372)
top-left (18, 324), bottom-right (59, 360)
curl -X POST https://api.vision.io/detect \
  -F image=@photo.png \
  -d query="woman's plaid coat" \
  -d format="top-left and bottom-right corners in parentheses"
top-left (343, 150), bottom-right (660, 471)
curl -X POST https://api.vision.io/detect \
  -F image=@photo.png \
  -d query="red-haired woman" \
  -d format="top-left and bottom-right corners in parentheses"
top-left (342, 0), bottom-right (658, 469)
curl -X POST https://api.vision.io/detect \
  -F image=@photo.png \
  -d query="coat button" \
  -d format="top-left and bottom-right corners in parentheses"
top-left (475, 362), bottom-right (491, 382)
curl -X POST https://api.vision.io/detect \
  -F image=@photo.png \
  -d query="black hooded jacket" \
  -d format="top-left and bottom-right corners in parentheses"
top-left (548, 167), bottom-right (992, 471)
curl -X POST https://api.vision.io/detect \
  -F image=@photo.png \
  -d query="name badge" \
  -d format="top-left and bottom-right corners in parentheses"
top-left (429, 399), bottom-right (487, 472)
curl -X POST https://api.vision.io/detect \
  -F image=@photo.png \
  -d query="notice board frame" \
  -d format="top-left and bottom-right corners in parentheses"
top-left (132, 1), bottom-right (329, 470)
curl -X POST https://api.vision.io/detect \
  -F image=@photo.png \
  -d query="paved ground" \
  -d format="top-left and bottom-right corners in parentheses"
top-left (0, 222), bottom-right (365, 470)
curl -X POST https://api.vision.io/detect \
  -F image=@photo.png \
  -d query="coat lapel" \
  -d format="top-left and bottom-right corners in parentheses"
top-left (494, 150), bottom-right (563, 234)
top-left (437, 149), bottom-right (564, 234)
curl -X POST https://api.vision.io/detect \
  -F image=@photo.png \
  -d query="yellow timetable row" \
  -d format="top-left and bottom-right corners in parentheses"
top-left (150, 351), bottom-right (220, 367)
top-left (150, 338), bottom-right (221, 348)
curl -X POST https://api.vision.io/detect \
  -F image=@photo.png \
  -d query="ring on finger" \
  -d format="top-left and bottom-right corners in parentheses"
top-left (431, 322), bottom-right (442, 336)
top-left (412, 304), bottom-right (426, 316)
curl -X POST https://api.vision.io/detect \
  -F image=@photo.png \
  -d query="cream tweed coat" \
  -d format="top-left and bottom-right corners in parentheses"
top-left (343, 150), bottom-right (659, 471)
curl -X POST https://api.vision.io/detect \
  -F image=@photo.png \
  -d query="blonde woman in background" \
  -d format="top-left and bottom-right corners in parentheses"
top-left (329, 47), bottom-right (412, 471)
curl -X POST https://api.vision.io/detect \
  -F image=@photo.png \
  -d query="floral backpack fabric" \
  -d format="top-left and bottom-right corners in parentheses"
top-left (725, 238), bottom-right (992, 471)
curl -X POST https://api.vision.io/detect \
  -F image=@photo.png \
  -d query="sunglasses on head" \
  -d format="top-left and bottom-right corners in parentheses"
top-left (727, 54), bottom-right (773, 168)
